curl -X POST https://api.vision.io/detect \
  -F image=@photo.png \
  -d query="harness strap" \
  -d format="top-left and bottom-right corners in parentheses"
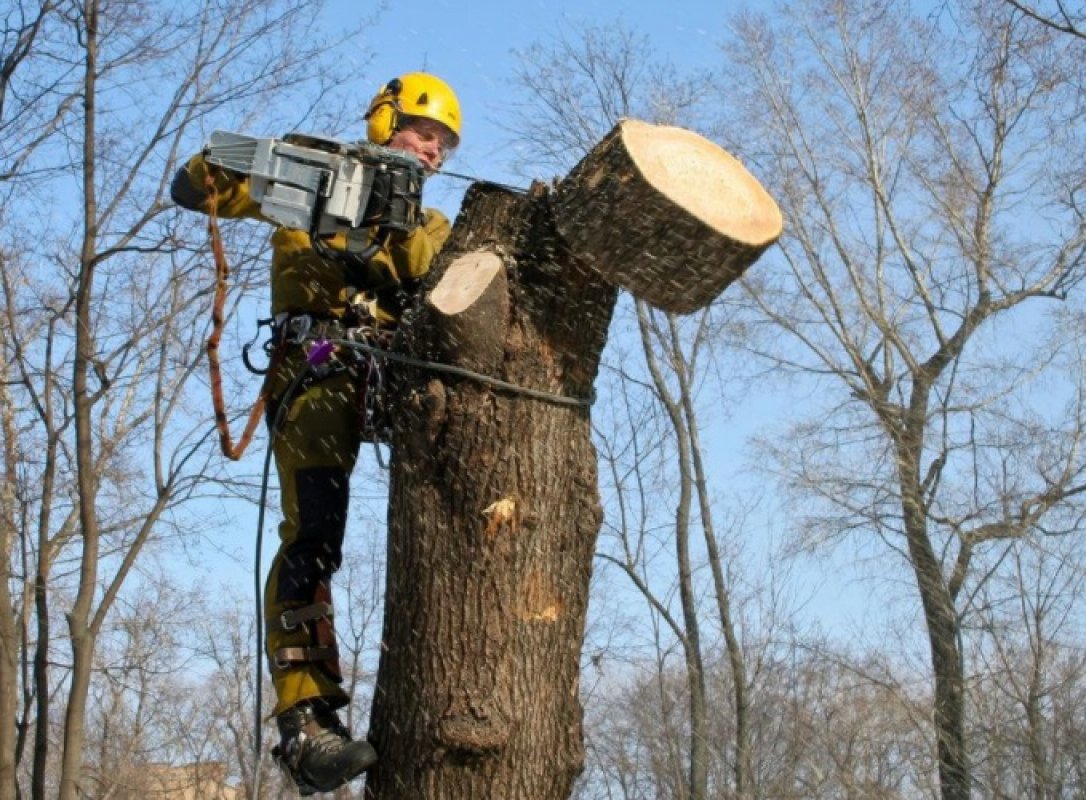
top-left (268, 601), bottom-right (333, 633)
top-left (273, 645), bottom-right (340, 670)
top-left (204, 174), bottom-right (283, 460)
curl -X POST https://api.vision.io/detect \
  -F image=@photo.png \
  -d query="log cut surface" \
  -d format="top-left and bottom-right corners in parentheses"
top-left (423, 249), bottom-right (509, 374)
top-left (429, 250), bottom-right (504, 316)
top-left (554, 118), bottom-right (783, 314)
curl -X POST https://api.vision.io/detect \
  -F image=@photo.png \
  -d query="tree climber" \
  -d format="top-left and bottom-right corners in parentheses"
top-left (171, 72), bottom-right (462, 795)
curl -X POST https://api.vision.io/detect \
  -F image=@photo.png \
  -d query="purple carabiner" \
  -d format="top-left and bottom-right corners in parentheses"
top-left (306, 338), bottom-right (335, 366)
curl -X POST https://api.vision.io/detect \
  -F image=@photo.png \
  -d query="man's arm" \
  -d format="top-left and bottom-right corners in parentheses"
top-left (365, 209), bottom-right (453, 323)
top-left (386, 208), bottom-right (453, 280)
top-left (170, 152), bottom-right (263, 219)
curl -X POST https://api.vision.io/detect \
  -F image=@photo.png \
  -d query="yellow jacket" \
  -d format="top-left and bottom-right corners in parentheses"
top-left (172, 153), bottom-right (451, 324)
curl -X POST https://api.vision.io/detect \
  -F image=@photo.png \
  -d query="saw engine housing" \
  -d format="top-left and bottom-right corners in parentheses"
top-left (204, 130), bottom-right (426, 253)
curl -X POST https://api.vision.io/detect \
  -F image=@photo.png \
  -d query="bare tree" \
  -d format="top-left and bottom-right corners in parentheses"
top-left (79, 577), bottom-right (199, 798)
top-left (967, 537), bottom-right (1086, 799)
top-left (503, 22), bottom-right (714, 179)
top-left (720, 1), bottom-right (1086, 798)
top-left (191, 601), bottom-right (293, 800)
top-left (576, 633), bottom-right (942, 800)
top-left (758, 642), bottom-right (937, 799)
top-left (1003, 0), bottom-right (1086, 38)
top-left (0, 1), bottom-right (372, 797)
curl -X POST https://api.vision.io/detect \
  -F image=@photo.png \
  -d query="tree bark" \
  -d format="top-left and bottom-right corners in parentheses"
top-left (367, 183), bottom-right (615, 799)
top-left (0, 333), bottom-right (18, 800)
top-left (897, 419), bottom-right (969, 800)
top-left (60, 3), bottom-right (100, 797)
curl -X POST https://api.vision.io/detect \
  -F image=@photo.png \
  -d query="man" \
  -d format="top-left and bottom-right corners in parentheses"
top-left (171, 72), bottom-right (461, 794)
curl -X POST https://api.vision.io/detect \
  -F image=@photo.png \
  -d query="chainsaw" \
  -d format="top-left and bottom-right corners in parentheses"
top-left (203, 130), bottom-right (426, 255)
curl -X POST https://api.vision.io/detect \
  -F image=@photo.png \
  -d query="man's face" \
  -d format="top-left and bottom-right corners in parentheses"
top-left (387, 117), bottom-right (457, 171)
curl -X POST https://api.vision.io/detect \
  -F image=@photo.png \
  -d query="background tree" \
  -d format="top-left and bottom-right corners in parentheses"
top-left (0, 1), bottom-right (371, 797)
top-left (966, 537), bottom-right (1086, 798)
top-left (1004, 0), bottom-right (1086, 38)
top-left (720, 1), bottom-right (1086, 797)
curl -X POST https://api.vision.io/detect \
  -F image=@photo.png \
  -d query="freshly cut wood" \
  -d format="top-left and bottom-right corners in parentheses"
top-left (429, 250), bottom-right (504, 316)
top-left (554, 118), bottom-right (783, 314)
top-left (424, 249), bottom-right (508, 374)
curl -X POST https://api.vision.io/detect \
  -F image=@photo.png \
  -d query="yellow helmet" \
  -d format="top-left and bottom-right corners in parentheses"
top-left (365, 72), bottom-right (461, 149)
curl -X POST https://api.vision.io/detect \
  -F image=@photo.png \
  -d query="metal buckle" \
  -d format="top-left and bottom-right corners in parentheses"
top-left (347, 325), bottom-right (379, 344)
top-left (275, 601), bottom-right (333, 633)
top-left (286, 315), bottom-right (313, 344)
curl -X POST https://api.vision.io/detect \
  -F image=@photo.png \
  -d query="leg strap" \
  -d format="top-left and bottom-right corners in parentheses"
top-left (269, 601), bottom-right (333, 633)
top-left (268, 584), bottom-right (343, 682)
top-left (274, 645), bottom-right (341, 671)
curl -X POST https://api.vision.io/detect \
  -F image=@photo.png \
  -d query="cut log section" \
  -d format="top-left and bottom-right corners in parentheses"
top-left (422, 248), bottom-right (508, 375)
top-left (429, 249), bottom-right (505, 316)
top-left (553, 118), bottom-right (783, 314)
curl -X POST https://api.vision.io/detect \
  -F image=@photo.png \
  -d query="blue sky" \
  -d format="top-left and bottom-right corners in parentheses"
top-left (323, 0), bottom-right (741, 216)
top-left (179, 0), bottom-right (1086, 698)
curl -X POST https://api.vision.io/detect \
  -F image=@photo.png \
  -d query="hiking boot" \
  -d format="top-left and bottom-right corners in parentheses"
top-left (273, 702), bottom-right (377, 795)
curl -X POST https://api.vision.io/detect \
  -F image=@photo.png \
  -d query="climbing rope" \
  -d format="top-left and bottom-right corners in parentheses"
top-left (204, 176), bottom-right (282, 461)
top-left (326, 335), bottom-right (596, 408)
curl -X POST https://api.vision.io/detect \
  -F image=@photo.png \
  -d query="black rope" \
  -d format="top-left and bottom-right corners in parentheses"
top-left (252, 362), bottom-right (313, 798)
top-left (328, 336), bottom-right (595, 408)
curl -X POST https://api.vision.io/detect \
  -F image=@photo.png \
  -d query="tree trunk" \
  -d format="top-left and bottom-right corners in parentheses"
top-left (0, 359), bottom-right (17, 800)
top-left (897, 436), bottom-right (969, 800)
top-left (636, 305), bottom-right (709, 800)
top-left (367, 119), bottom-right (779, 799)
top-left (367, 184), bottom-right (615, 799)
top-left (59, 3), bottom-right (100, 798)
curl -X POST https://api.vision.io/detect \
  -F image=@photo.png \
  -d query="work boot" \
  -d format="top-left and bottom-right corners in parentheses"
top-left (272, 702), bottom-right (377, 795)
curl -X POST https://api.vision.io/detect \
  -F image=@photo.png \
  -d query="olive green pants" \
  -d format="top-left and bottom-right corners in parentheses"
top-left (264, 350), bottom-right (363, 716)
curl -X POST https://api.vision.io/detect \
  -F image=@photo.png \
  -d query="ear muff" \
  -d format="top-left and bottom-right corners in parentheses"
top-left (365, 78), bottom-right (403, 145)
